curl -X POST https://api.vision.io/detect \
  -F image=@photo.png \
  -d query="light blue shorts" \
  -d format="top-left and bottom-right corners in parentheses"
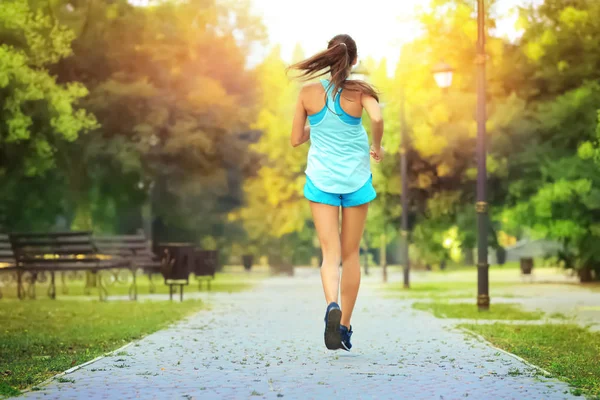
top-left (304, 175), bottom-right (377, 208)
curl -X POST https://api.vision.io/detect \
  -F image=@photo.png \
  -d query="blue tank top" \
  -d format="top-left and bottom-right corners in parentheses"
top-left (305, 79), bottom-right (371, 194)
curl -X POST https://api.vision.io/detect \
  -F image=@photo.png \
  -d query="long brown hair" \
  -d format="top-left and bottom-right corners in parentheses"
top-left (287, 34), bottom-right (379, 102)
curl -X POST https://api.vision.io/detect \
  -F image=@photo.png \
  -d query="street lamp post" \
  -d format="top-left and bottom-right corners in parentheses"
top-left (476, 0), bottom-right (490, 310)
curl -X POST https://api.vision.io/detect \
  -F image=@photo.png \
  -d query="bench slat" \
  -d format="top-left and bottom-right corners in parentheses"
top-left (10, 231), bottom-right (92, 239)
top-left (94, 235), bottom-right (146, 242)
top-left (93, 235), bottom-right (158, 272)
top-left (11, 239), bottom-right (94, 247)
top-left (96, 243), bottom-right (147, 250)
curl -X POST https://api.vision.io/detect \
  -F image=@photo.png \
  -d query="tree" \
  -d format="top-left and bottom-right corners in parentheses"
top-left (503, 83), bottom-right (600, 281)
top-left (517, 0), bottom-right (600, 99)
top-left (0, 0), bottom-right (97, 231)
top-left (42, 0), bottom-right (265, 240)
top-left (230, 46), bottom-right (315, 262)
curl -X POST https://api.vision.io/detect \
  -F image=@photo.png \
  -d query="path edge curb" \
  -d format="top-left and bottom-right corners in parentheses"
top-left (17, 341), bottom-right (135, 397)
top-left (459, 327), bottom-right (554, 377)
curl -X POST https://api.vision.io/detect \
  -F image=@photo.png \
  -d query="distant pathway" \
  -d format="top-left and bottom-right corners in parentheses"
top-left (407, 268), bottom-right (600, 331)
top-left (18, 269), bottom-right (578, 400)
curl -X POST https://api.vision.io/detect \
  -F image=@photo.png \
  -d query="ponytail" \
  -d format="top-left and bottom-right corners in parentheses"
top-left (287, 35), bottom-right (379, 102)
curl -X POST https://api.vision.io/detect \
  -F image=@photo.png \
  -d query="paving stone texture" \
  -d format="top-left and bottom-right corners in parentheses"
top-left (16, 268), bottom-right (579, 400)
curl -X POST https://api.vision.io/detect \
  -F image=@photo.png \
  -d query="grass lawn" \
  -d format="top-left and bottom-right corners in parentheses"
top-left (0, 271), bottom-right (260, 300)
top-left (412, 301), bottom-right (544, 320)
top-left (0, 269), bottom-right (263, 397)
top-left (381, 280), bottom-right (525, 300)
top-left (378, 264), bottom-right (576, 300)
top-left (462, 323), bottom-right (600, 398)
top-left (0, 299), bottom-right (205, 397)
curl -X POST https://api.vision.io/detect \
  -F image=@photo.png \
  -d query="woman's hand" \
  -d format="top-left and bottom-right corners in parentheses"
top-left (370, 145), bottom-right (384, 163)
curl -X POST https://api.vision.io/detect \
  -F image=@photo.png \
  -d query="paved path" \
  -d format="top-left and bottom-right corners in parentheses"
top-left (404, 268), bottom-right (600, 331)
top-left (18, 269), bottom-right (578, 400)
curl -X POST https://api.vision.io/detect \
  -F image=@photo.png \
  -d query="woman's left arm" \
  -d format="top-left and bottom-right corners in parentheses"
top-left (291, 89), bottom-right (309, 147)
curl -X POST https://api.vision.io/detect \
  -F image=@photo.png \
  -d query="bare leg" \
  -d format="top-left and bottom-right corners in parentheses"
top-left (340, 204), bottom-right (369, 328)
top-left (310, 202), bottom-right (341, 304)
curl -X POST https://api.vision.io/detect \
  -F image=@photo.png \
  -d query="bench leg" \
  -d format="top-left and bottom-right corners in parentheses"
top-left (17, 270), bottom-right (24, 300)
top-left (61, 271), bottom-right (69, 295)
top-left (97, 272), bottom-right (108, 302)
top-left (28, 273), bottom-right (37, 300)
top-left (84, 271), bottom-right (94, 295)
top-left (148, 272), bottom-right (156, 294)
top-left (129, 269), bottom-right (138, 301)
top-left (48, 271), bottom-right (56, 300)
top-left (179, 284), bottom-right (183, 302)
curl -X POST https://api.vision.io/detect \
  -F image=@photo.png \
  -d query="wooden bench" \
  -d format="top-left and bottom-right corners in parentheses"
top-left (94, 233), bottom-right (162, 297)
top-left (10, 231), bottom-right (130, 300)
top-left (0, 234), bottom-right (17, 299)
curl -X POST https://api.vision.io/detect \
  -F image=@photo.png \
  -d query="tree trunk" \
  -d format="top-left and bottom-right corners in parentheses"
top-left (463, 247), bottom-right (475, 266)
top-left (579, 267), bottom-right (594, 283)
top-left (71, 193), bottom-right (92, 231)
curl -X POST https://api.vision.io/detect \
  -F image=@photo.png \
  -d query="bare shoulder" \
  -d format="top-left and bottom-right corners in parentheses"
top-left (298, 82), bottom-right (325, 102)
top-left (343, 82), bottom-right (364, 100)
top-left (301, 81), bottom-right (324, 93)
top-left (360, 92), bottom-right (378, 105)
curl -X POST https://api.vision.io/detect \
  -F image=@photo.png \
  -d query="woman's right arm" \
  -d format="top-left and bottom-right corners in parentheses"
top-left (362, 94), bottom-right (384, 162)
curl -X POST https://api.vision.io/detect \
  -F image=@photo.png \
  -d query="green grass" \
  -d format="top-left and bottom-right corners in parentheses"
top-left (412, 301), bottom-right (544, 320)
top-left (0, 272), bottom-right (258, 300)
top-left (461, 323), bottom-right (600, 398)
top-left (382, 280), bottom-right (525, 300)
top-left (378, 264), bottom-right (574, 300)
top-left (0, 299), bottom-right (205, 397)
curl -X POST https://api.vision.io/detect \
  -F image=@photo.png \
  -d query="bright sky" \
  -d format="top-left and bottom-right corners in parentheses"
top-left (248, 0), bottom-right (539, 74)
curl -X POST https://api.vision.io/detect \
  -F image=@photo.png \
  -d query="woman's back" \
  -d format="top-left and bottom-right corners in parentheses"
top-left (304, 79), bottom-right (371, 195)
top-left (302, 81), bottom-right (363, 118)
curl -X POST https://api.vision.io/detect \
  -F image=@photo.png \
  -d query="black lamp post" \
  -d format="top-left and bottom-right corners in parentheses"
top-left (475, 0), bottom-right (490, 310)
top-left (399, 61), bottom-right (454, 290)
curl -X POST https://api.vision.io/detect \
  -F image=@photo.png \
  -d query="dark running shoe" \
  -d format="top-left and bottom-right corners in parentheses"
top-left (324, 302), bottom-right (342, 350)
top-left (340, 325), bottom-right (353, 351)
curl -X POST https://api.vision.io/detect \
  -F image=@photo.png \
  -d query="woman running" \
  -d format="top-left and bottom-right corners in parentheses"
top-left (288, 34), bottom-right (384, 351)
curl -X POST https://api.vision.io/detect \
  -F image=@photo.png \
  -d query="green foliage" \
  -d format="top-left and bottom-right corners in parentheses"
top-left (1, 0), bottom-right (266, 244)
top-left (502, 82), bottom-right (600, 276)
top-left (230, 46), bottom-right (314, 260)
top-left (0, 0), bottom-right (96, 178)
top-left (519, 0), bottom-right (600, 98)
